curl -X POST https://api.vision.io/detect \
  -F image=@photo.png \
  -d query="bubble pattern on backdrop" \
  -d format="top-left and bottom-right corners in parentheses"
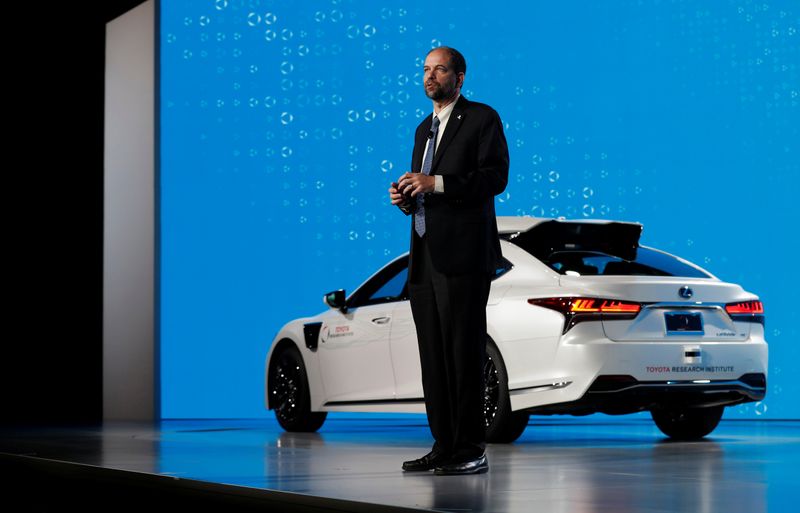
top-left (160, 0), bottom-right (799, 418)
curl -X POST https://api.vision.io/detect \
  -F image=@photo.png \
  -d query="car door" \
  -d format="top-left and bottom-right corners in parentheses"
top-left (390, 257), bottom-right (514, 400)
top-left (317, 257), bottom-right (408, 404)
top-left (388, 295), bottom-right (422, 400)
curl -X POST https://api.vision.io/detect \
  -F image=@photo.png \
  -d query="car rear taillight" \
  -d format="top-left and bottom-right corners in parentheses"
top-left (725, 300), bottom-right (765, 325)
top-left (528, 297), bottom-right (642, 334)
top-left (725, 300), bottom-right (763, 314)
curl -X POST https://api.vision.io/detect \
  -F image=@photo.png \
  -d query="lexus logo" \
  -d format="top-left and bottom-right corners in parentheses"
top-left (678, 286), bottom-right (693, 299)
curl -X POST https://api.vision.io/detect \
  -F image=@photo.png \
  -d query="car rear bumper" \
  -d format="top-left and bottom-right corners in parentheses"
top-left (502, 316), bottom-right (768, 412)
top-left (524, 372), bottom-right (766, 415)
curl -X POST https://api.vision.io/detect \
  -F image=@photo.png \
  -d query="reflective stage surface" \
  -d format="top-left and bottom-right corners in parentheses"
top-left (2, 415), bottom-right (797, 512)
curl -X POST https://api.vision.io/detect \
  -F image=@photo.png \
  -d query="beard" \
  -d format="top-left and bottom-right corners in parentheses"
top-left (425, 80), bottom-right (457, 102)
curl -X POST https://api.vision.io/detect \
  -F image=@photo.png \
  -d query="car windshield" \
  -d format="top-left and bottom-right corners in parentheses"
top-left (540, 247), bottom-right (712, 278)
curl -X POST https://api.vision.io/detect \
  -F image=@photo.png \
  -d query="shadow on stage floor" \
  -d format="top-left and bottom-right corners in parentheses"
top-left (1, 415), bottom-right (797, 512)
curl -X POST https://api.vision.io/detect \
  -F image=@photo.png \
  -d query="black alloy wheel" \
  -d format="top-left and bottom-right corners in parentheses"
top-left (270, 345), bottom-right (327, 432)
top-left (483, 340), bottom-right (530, 443)
top-left (651, 405), bottom-right (724, 440)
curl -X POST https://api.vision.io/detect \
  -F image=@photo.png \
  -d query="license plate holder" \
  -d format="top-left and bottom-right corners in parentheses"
top-left (665, 312), bottom-right (704, 335)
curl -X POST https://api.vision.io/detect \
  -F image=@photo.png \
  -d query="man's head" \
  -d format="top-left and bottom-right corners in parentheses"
top-left (423, 46), bottom-right (466, 103)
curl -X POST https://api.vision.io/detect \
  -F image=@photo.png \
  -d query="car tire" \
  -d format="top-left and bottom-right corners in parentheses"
top-left (269, 344), bottom-right (327, 432)
top-left (650, 405), bottom-right (724, 440)
top-left (484, 339), bottom-right (530, 443)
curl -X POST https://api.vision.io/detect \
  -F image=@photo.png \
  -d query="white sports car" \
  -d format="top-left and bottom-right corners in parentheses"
top-left (265, 217), bottom-right (767, 441)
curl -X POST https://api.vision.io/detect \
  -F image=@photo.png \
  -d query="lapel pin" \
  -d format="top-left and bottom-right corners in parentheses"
top-left (457, 114), bottom-right (462, 120)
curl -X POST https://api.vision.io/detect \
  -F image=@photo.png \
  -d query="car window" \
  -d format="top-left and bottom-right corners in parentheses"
top-left (369, 267), bottom-right (408, 303)
top-left (544, 247), bottom-right (712, 278)
top-left (347, 257), bottom-right (409, 308)
top-left (495, 257), bottom-right (513, 278)
top-left (347, 255), bottom-right (512, 309)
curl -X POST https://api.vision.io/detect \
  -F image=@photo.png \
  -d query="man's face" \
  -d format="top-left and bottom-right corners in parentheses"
top-left (422, 49), bottom-right (463, 102)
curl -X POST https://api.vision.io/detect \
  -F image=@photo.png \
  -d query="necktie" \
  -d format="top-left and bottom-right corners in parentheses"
top-left (414, 115), bottom-right (440, 237)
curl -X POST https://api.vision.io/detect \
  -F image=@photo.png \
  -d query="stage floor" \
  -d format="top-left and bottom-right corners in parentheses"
top-left (2, 415), bottom-right (797, 512)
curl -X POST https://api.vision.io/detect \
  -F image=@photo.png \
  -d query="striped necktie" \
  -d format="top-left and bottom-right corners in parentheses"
top-left (414, 115), bottom-right (440, 237)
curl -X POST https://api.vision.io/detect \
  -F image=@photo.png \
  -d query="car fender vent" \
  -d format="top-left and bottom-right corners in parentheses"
top-left (303, 322), bottom-right (323, 351)
top-left (587, 375), bottom-right (639, 392)
top-left (739, 373), bottom-right (767, 389)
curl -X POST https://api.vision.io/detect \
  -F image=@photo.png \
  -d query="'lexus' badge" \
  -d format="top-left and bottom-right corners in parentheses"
top-left (678, 286), bottom-right (693, 299)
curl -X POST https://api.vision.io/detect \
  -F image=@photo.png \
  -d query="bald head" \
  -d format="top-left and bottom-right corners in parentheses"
top-left (426, 46), bottom-right (467, 76)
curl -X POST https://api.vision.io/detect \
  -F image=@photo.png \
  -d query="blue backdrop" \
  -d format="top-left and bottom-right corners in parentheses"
top-left (160, 0), bottom-right (798, 419)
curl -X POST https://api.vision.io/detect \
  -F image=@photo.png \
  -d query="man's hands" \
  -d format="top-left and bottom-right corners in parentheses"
top-left (389, 172), bottom-right (436, 206)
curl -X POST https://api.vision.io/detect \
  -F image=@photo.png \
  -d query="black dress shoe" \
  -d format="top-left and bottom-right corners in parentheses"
top-left (434, 454), bottom-right (488, 475)
top-left (402, 450), bottom-right (450, 472)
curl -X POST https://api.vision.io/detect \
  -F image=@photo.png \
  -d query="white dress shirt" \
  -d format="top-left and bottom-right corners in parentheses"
top-left (421, 93), bottom-right (460, 194)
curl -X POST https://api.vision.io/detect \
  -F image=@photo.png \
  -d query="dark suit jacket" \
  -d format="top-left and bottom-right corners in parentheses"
top-left (401, 95), bottom-right (510, 276)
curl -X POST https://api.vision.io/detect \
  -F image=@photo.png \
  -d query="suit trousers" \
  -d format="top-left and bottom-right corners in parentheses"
top-left (408, 230), bottom-right (492, 461)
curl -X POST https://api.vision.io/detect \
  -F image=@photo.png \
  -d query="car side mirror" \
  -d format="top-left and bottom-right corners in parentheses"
top-left (323, 289), bottom-right (347, 312)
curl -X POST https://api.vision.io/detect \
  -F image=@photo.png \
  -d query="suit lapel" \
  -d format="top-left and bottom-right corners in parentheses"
top-left (431, 95), bottom-right (467, 171)
top-left (412, 116), bottom-right (433, 172)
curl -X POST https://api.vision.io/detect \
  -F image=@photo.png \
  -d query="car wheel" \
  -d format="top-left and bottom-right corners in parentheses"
top-left (650, 405), bottom-right (724, 440)
top-left (484, 339), bottom-right (529, 443)
top-left (269, 344), bottom-right (327, 432)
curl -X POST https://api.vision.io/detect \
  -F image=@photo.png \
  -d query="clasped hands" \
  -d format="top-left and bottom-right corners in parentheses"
top-left (389, 172), bottom-right (436, 206)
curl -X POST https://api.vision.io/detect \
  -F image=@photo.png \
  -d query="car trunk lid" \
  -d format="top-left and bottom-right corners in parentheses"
top-left (559, 275), bottom-right (751, 341)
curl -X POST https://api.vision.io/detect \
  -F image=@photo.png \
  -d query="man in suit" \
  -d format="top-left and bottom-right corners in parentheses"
top-left (388, 46), bottom-right (509, 475)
